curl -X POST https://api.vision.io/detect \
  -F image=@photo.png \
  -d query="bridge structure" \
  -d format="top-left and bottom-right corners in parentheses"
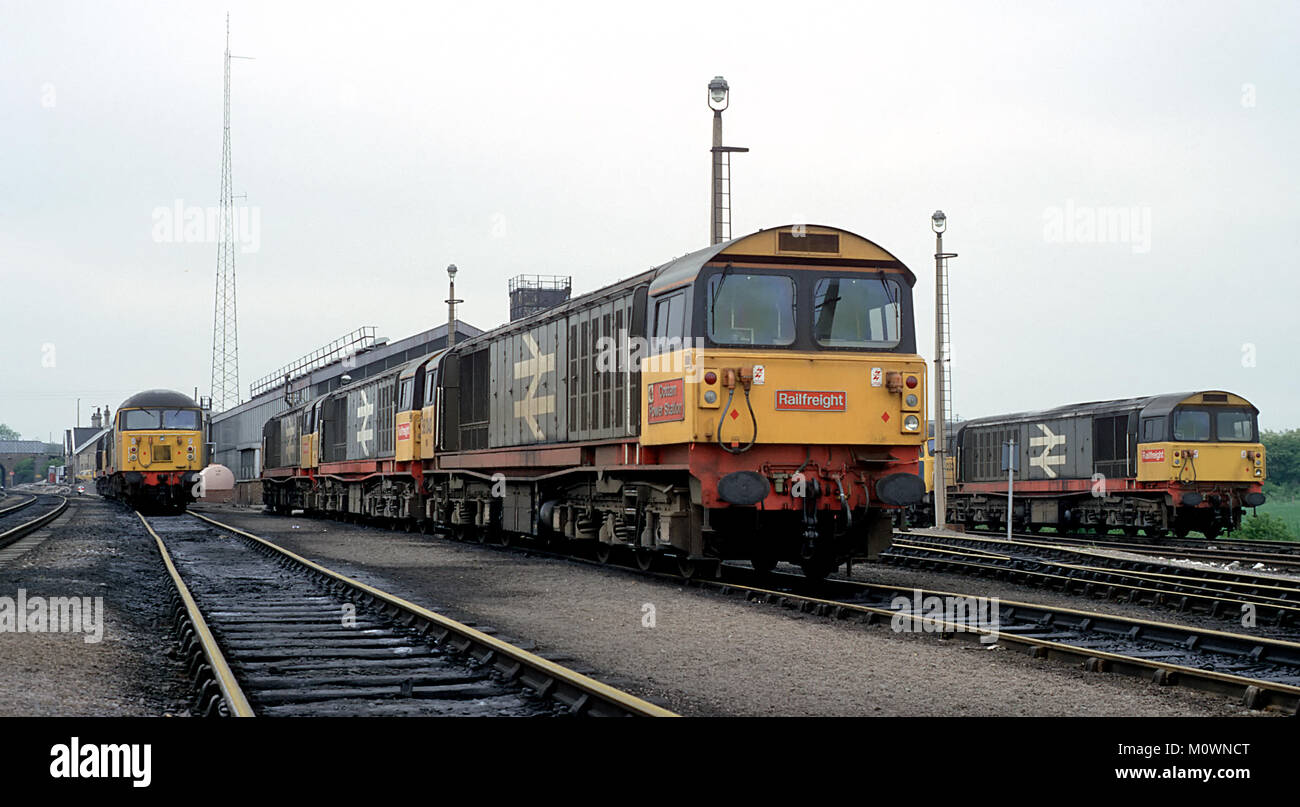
top-left (0, 440), bottom-right (61, 487)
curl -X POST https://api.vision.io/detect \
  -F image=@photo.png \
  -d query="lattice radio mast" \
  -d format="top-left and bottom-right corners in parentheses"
top-left (210, 14), bottom-right (251, 413)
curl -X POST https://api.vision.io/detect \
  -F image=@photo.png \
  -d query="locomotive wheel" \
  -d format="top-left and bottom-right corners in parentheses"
top-left (595, 544), bottom-right (612, 564)
top-left (799, 557), bottom-right (836, 582)
top-left (750, 554), bottom-right (777, 575)
top-left (1203, 525), bottom-right (1222, 540)
top-left (634, 550), bottom-right (655, 571)
top-left (676, 557), bottom-right (717, 579)
top-left (499, 530), bottom-right (514, 547)
top-left (1173, 525), bottom-right (1191, 539)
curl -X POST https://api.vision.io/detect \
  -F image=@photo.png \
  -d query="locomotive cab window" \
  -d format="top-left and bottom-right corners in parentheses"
top-left (1216, 409), bottom-right (1256, 442)
top-left (652, 292), bottom-right (686, 353)
top-left (812, 276), bottom-right (900, 348)
top-left (122, 409), bottom-right (200, 430)
top-left (707, 273), bottom-right (795, 346)
top-left (1172, 409), bottom-right (1211, 441)
top-left (398, 379), bottom-right (414, 411)
top-left (1141, 416), bottom-right (1165, 442)
top-left (424, 369), bottom-right (438, 405)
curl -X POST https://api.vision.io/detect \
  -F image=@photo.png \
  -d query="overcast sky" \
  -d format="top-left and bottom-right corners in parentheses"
top-left (2, 0), bottom-right (1297, 442)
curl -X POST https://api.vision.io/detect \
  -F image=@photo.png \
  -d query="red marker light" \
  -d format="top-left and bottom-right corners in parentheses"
top-left (704, 371), bottom-right (717, 385)
top-left (905, 376), bottom-right (918, 389)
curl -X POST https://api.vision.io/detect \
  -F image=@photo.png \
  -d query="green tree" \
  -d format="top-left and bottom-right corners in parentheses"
top-left (1262, 429), bottom-right (1300, 498)
top-left (0, 423), bottom-right (20, 440)
top-left (12, 457), bottom-right (34, 483)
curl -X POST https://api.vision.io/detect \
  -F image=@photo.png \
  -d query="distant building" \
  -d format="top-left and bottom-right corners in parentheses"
top-left (210, 320), bottom-right (482, 504)
top-left (62, 427), bottom-right (108, 483)
top-left (509, 275), bottom-right (572, 322)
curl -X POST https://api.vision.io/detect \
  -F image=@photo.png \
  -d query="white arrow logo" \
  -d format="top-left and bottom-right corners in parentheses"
top-left (1028, 423), bottom-right (1066, 478)
top-left (357, 390), bottom-right (374, 453)
top-left (513, 333), bottom-right (555, 441)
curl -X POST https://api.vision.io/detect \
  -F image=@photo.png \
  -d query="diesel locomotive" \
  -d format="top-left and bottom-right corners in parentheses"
top-left (95, 389), bottom-right (208, 512)
top-left (262, 224), bottom-right (929, 578)
top-left (944, 390), bottom-right (1267, 538)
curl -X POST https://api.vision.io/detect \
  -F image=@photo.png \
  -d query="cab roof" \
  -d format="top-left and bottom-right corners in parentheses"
top-left (118, 389), bottom-right (200, 409)
top-left (649, 224), bottom-right (916, 297)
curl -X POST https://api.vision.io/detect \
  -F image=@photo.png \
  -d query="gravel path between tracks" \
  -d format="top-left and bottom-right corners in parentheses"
top-left (0, 498), bottom-right (191, 716)
top-left (194, 505), bottom-right (1262, 717)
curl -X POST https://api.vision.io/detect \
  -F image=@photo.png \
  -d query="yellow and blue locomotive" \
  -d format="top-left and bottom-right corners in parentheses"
top-left (945, 390), bottom-right (1267, 539)
top-left (263, 225), bottom-right (929, 578)
top-left (96, 389), bottom-right (208, 513)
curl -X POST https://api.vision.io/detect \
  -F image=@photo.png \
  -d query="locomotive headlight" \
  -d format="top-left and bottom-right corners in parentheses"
top-left (704, 390), bottom-right (717, 404)
top-left (904, 415), bottom-right (920, 431)
top-left (905, 394), bottom-right (918, 407)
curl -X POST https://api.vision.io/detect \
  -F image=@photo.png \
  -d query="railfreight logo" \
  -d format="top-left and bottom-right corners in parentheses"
top-left (1141, 448), bottom-right (1165, 462)
top-left (1029, 423), bottom-right (1066, 478)
top-left (647, 379), bottom-right (685, 424)
top-left (514, 333), bottom-right (557, 440)
top-left (774, 390), bottom-right (846, 412)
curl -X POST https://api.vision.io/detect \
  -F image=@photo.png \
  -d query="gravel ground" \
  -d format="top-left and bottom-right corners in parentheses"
top-left (193, 504), bottom-right (1261, 717)
top-left (0, 497), bottom-right (191, 716)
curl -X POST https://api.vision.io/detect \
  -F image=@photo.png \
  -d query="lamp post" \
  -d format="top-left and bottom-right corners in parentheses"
top-left (446, 264), bottom-right (463, 349)
top-left (708, 76), bottom-right (748, 245)
top-left (932, 210), bottom-right (957, 529)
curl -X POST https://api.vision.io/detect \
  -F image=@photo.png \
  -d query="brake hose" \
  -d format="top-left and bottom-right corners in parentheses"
top-left (717, 383), bottom-right (758, 455)
top-left (834, 476), bottom-right (852, 532)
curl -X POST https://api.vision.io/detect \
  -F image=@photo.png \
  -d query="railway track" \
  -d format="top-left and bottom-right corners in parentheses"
top-left (702, 568), bottom-right (1300, 714)
top-left (955, 527), bottom-right (1300, 569)
top-left (0, 494), bottom-right (37, 521)
top-left (0, 494), bottom-right (68, 564)
top-left (884, 532), bottom-right (1300, 628)
top-left (138, 510), bottom-right (675, 717)
top-left (249, 506), bottom-right (1300, 714)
